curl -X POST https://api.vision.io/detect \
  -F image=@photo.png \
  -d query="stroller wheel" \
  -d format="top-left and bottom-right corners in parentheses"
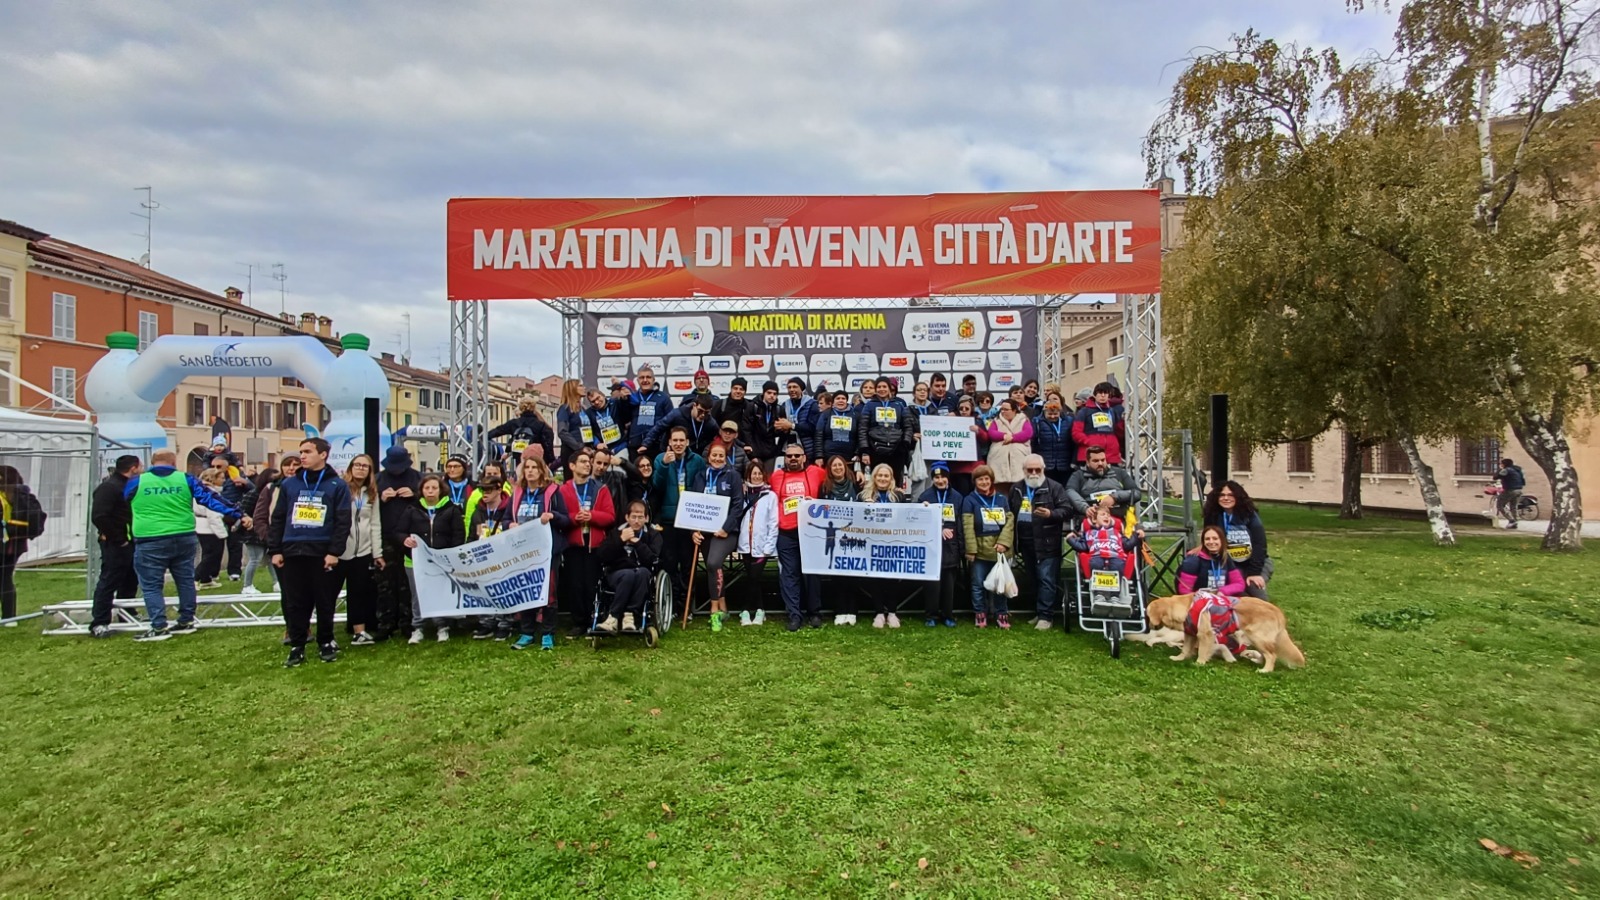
top-left (645, 626), bottom-right (659, 648)
top-left (590, 636), bottom-right (601, 651)
top-left (1106, 621), bottom-right (1122, 659)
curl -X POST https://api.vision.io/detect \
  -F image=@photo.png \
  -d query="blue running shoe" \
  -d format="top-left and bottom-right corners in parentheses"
top-left (511, 634), bottom-right (536, 650)
top-left (540, 634), bottom-right (554, 651)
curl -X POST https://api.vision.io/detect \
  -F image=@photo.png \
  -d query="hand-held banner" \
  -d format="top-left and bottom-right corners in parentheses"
top-left (448, 191), bottom-right (1161, 300)
top-left (673, 492), bottom-right (731, 532)
top-left (920, 415), bottom-right (979, 461)
top-left (798, 500), bottom-right (942, 581)
top-left (411, 523), bottom-right (554, 619)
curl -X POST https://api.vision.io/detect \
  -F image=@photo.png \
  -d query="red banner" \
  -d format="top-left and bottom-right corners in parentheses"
top-left (447, 191), bottom-right (1160, 300)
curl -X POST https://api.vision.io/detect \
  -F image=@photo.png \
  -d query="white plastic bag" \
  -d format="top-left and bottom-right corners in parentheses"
top-left (998, 556), bottom-right (1020, 598)
top-left (907, 444), bottom-right (929, 485)
top-left (983, 554), bottom-right (1009, 594)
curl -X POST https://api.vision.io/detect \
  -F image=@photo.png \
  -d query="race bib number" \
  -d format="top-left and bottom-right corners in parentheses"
top-left (784, 496), bottom-right (802, 515)
top-left (1091, 490), bottom-right (1114, 503)
top-left (981, 507), bottom-right (1005, 526)
top-left (1091, 411), bottom-right (1112, 430)
top-left (1226, 526), bottom-right (1251, 560)
top-left (1091, 571), bottom-right (1120, 590)
top-left (875, 407), bottom-right (897, 424)
top-left (477, 523), bottom-right (495, 540)
top-left (601, 423), bottom-right (621, 444)
top-left (941, 503), bottom-right (955, 522)
top-left (1207, 571), bottom-right (1225, 589)
top-left (831, 415), bottom-right (852, 432)
top-left (580, 424), bottom-right (595, 444)
top-left (511, 439), bottom-right (529, 453)
top-left (291, 495), bottom-right (327, 528)
top-left (638, 405), bottom-right (657, 427)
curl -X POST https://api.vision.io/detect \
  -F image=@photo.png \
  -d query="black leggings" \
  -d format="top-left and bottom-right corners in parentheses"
top-left (740, 556), bottom-right (770, 614)
top-left (703, 534), bottom-right (738, 601)
top-left (0, 557), bottom-right (15, 619)
top-left (334, 556), bottom-right (377, 630)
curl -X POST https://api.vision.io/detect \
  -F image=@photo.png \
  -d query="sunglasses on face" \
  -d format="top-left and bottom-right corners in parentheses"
top-left (1024, 468), bottom-right (1044, 474)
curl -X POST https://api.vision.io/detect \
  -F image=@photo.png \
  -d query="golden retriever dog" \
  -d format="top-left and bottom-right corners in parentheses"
top-left (1144, 593), bottom-right (1305, 673)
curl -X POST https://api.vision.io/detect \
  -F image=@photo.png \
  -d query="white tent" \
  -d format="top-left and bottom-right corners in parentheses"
top-left (0, 408), bottom-right (99, 563)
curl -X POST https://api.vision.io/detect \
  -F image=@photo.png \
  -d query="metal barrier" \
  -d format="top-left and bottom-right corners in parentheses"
top-left (39, 592), bottom-right (346, 636)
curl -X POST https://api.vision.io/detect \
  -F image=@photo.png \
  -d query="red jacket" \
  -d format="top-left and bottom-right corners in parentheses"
top-left (557, 478), bottom-right (616, 550)
top-left (769, 464), bottom-right (825, 531)
top-left (1070, 399), bottom-right (1125, 464)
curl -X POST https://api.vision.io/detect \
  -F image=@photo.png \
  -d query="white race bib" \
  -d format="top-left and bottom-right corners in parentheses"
top-left (1091, 570), bottom-right (1120, 590)
top-left (601, 423), bottom-right (621, 444)
top-left (831, 415), bottom-right (852, 432)
top-left (291, 495), bottom-right (327, 528)
top-left (981, 507), bottom-right (1004, 526)
top-left (784, 496), bottom-right (801, 515)
top-left (1091, 411), bottom-right (1112, 430)
top-left (941, 503), bottom-right (955, 522)
top-left (875, 407), bottom-right (897, 425)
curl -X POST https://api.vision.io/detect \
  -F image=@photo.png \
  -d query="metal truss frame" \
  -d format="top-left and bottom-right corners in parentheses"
top-left (40, 591), bottom-right (347, 636)
top-left (1122, 292), bottom-right (1165, 526)
top-left (449, 299), bottom-right (492, 470)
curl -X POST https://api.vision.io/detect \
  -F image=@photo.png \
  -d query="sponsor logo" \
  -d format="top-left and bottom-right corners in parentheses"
top-left (596, 318), bottom-right (629, 337)
top-left (670, 379), bottom-right (694, 393)
top-left (993, 313), bottom-right (1016, 326)
top-left (988, 332), bottom-right (1022, 349)
top-left (601, 339), bottom-right (625, 352)
top-left (773, 355), bottom-right (807, 372)
top-left (179, 342), bottom-right (273, 368)
top-left (744, 358), bottom-right (766, 370)
top-left (638, 325), bottom-right (669, 347)
top-left (990, 351), bottom-right (1023, 369)
top-left (888, 356), bottom-right (909, 367)
top-left (990, 372), bottom-right (1021, 390)
top-left (706, 357), bottom-right (734, 371)
top-left (953, 352), bottom-right (987, 369)
top-left (956, 319), bottom-right (975, 339)
top-left (810, 354), bottom-right (843, 372)
top-left (596, 358), bottom-right (628, 376)
top-left (846, 354), bottom-right (878, 372)
top-left (679, 324), bottom-right (703, 343)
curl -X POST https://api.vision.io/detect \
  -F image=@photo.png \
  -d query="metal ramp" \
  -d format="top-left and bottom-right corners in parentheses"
top-left (40, 591), bottom-right (346, 636)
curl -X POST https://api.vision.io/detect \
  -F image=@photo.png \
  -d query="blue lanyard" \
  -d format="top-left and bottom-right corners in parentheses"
top-left (1025, 486), bottom-right (1036, 505)
top-left (425, 504), bottom-right (438, 523)
top-left (448, 480), bottom-right (468, 505)
top-left (1223, 512), bottom-right (1237, 532)
top-left (786, 399), bottom-right (801, 418)
top-left (576, 481), bottom-right (595, 509)
top-left (690, 419), bottom-right (705, 444)
top-left (707, 468), bottom-right (723, 492)
top-left (1049, 420), bottom-right (1063, 437)
top-left (936, 490), bottom-right (948, 506)
top-left (520, 487), bottom-right (543, 518)
top-left (876, 491), bottom-right (891, 502)
top-left (300, 468), bottom-right (327, 493)
top-left (981, 493), bottom-right (999, 509)
top-left (1210, 562), bottom-right (1225, 584)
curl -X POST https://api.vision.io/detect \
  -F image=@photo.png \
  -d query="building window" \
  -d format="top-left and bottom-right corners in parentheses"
top-left (281, 377), bottom-right (303, 389)
top-left (434, 390), bottom-right (445, 409)
top-left (1085, 347), bottom-right (1094, 366)
top-left (1456, 436), bottom-right (1502, 477)
top-left (1231, 439), bottom-right (1251, 474)
top-left (137, 310), bottom-right (159, 350)
top-left (188, 395), bottom-right (206, 425)
top-left (52, 292), bottom-right (76, 340)
top-left (1071, 353), bottom-right (1080, 371)
top-left (0, 359), bottom-right (11, 404)
top-left (242, 401), bottom-right (254, 429)
top-left (1109, 337), bottom-right (1120, 357)
top-left (403, 391), bottom-right (412, 401)
top-left (283, 401), bottom-right (306, 430)
top-left (51, 366), bottom-right (76, 409)
top-left (0, 269), bottom-right (13, 318)
top-left (225, 399), bottom-right (243, 426)
top-left (418, 389), bottom-right (430, 408)
top-left (1287, 440), bottom-right (1314, 474)
top-left (404, 413), bottom-right (413, 426)
top-left (258, 402), bottom-right (276, 430)
top-left (1364, 441), bottom-right (1410, 475)
top-left (193, 323), bottom-right (209, 336)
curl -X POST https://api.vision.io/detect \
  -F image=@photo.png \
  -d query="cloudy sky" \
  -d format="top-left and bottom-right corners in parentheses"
top-left (0, 0), bottom-right (1394, 377)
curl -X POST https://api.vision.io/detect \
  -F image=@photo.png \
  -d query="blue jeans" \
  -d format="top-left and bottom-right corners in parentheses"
top-left (134, 532), bottom-right (199, 630)
top-left (1034, 554), bottom-right (1061, 618)
top-left (970, 558), bottom-right (1008, 615)
top-left (776, 530), bottom-right (819, 621)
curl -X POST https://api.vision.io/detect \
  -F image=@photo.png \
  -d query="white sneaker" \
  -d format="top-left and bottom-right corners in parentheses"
top-left (408, 629), bottom-right (424, 645)
top-left (887, 613), bottom-right (900, 629)
top-left (752, 609), bottom-right (765, 625)
top-left (436, 627), bottom-right (450, 642)
top-left (240, 585), bottom-right (261, 596)
top-left (621, 612), bottom-right (637, 632)
top-left (1035, 618), bottom-right (1053, 631)
top-left (739, 610), bottom-right (753, 626)
top-left (873, 613), bottom-right (886, 629)
top-left (229, 574), bottom-right (240, 581)
top-left (596, 615), bottom-right (619, 634)
top-left (834, 614), bottom-right (850, 626)
top-left (847, 615), bottom-right (858, 625)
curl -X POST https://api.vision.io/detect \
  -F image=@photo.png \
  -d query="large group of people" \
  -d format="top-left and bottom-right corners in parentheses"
top-left (79, 365), bottom-right (1276, 666)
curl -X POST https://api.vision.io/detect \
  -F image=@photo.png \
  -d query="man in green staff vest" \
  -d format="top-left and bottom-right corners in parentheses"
top-left (123, 449), bottom-right (251, 642)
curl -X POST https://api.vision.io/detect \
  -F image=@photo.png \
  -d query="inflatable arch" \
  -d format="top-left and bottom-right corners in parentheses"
top-left (85, 331), bottom-right (391, 470)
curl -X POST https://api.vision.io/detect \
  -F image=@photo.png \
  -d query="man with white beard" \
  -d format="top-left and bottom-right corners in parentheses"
top-left (1007, 453), bottom-right (1074, 630)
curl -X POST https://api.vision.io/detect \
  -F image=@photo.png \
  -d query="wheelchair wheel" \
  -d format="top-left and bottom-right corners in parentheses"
top-left (590, 636), bottom-right (601, 651)
top-left (654, 572), bottom-right (673, 635)
top-left (1106, 620), bottom-right (1122, 659)
top-left (645, 625), bottom-right (659, 648)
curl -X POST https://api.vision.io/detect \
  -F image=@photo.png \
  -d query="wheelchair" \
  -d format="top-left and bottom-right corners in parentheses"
top-left (1068, 546), bottom-right (1150, 659)
top-left (587, 565), bottom-right (674, 650)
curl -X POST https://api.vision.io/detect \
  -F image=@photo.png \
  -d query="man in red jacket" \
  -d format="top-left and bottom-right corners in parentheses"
top-left (1070, 381), bottom-right (1126, 465)
top-left (556, 448), bottom-right (616, 636)
top-left (769, 444), bottom-right (826, 631)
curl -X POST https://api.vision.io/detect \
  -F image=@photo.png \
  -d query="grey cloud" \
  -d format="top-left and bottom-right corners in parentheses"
top-left (0, 0), bottom-right (1394, 378)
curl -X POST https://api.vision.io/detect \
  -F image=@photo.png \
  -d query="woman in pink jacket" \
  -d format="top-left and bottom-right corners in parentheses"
top-left (985, 400), bottom-right (1034, 493)
top-left (1175, 525), bottom-right (1246, 596)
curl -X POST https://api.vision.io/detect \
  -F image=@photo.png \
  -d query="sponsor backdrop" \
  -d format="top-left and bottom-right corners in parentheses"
top-left (448, 191), bottom-right (1161, 300)
top-left (583, 307), bottom-right (1038, 396)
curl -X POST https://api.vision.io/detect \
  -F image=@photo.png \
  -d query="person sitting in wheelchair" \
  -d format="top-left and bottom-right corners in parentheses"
top-left (594, 500), bottom-right (661, 634)
top-left (1066, 505), bottom-right (1145, 611)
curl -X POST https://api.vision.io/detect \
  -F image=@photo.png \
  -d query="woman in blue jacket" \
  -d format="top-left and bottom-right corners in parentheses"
top-left (689, 443), bottom-right (744, 632)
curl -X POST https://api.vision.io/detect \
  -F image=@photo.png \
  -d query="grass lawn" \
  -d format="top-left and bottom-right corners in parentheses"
top-left (1, 505), bottom-right (1595, 897)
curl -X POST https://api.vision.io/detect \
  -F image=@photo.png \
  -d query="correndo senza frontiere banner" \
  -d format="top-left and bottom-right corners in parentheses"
top-left (581, 306), bottom-right (1038, 396)
top-left (447, 191), bottom-right (1161, 300)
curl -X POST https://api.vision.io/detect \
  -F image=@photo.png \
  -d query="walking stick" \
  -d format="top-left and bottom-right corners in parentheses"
top-left (682, 542), bottom-right (703, 629)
